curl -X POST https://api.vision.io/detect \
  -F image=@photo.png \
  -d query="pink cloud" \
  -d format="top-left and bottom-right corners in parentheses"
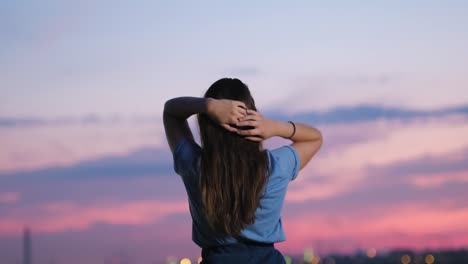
top-left (278, 202), bottom-right (468, 255)
top-left (1, 110), bottom-right (467, 261)
top-left (286, 178), bottom-right (351, 202)
top-left (0, 122), bottom-right (164, 172)
top-left (0, 199), bottom-right (188, 236)
top-left (281, 115), bottom-right (468, 204)
top-left (0, 192), bottom-right (20, 203)
top-left (316, 115), bottom-right (468, 176)
top-left (409, 170), bottom-right (468, 188)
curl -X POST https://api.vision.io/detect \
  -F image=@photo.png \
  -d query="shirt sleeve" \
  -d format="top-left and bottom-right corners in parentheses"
top-left (173, 137), bottom-right (201, 179)
top-left (271, 145), bottom-right (301, 181)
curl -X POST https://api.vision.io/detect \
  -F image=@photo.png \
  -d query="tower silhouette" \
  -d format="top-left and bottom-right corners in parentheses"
top-left (23, 226), bottom-right (31, 264)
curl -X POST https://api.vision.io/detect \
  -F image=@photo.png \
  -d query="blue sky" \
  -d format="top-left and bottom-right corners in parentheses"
top-left (2, 0), bottom-right (468, 118)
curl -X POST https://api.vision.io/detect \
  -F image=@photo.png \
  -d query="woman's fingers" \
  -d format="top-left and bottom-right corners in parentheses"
top-left (246, 109), bottom-right (259, 116)
top-left (238, 114), bottom-right (258, 122)
top-left (236, 101), bottom-right (247, 110)
top-left (239, 110), bottom-right (260, 120)
top-left (237, 120), bottom-right (258, 127)
top-left (226, 102), bottom-right (245, 124)
top-left (237, 128), bottom-right (260, 136)
top-left (236, 105), bottom-right (247, 117)
top-left (221, 124), bottom-right (238, 133)
top-left (244, 136), bottom-right (263, 142)
top-left (234, 111), bottom-right (247, 122)
top-left (235, 102), bottom-right (247, 116)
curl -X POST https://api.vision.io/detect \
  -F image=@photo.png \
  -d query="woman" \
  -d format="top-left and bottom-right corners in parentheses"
top-left (163, 78), bottom-right (323, 263)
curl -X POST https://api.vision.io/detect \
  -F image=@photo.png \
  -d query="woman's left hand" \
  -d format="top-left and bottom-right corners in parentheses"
top-left (206, 98), bottom-right (247, 132)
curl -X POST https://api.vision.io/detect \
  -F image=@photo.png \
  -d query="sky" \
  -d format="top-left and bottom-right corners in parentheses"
top-left (1, 1), bottom-right (468, 263)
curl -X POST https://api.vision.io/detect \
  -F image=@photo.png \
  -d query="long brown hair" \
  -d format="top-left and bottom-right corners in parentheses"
top-left (197, 78), bottom-right (270, 236)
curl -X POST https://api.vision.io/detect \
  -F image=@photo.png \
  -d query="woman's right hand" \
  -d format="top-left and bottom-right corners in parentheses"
top-left (236, 109), bottom-right (277, 141)
top-left (206, 98), bottom-right (247, 132)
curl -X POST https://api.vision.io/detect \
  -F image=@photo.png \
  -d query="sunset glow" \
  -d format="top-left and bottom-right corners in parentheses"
top-left (1, 1), bottom-right (467, 263)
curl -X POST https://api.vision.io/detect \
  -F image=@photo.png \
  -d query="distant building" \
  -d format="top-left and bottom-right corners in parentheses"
top-left (23, 226), bottom-right (31, 264)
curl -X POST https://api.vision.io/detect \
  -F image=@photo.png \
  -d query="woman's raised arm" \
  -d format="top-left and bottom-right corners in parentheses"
top-left (163, 97), bottom-right (247, 153)
top-left (237, 110), bottom-right (323, 170)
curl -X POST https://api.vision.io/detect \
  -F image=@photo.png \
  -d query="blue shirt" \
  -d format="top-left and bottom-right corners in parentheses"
top-left (173, 137), bottom-right (300, 248)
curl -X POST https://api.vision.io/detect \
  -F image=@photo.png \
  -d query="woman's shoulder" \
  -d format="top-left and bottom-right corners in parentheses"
top-left (173, 137), bottom-right (201, 177)
top-left (266, 145), bottom-right (300, 181)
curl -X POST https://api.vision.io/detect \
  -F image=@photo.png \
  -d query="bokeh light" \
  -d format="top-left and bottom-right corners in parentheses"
top-left (367, 248), bottom-right (377, 258)
top-left (312, 256), bottom-right (321, 264)
top-left (166, 256), bottom-right (177, 264)
top-left (425, 254), bottom-right (435, 264)
top-left (304, 248), bottom-right (314, 263)
top-left (401, 254), bottom-right (411, 264)
top-left (180, 258), bottom-right (191, 264)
